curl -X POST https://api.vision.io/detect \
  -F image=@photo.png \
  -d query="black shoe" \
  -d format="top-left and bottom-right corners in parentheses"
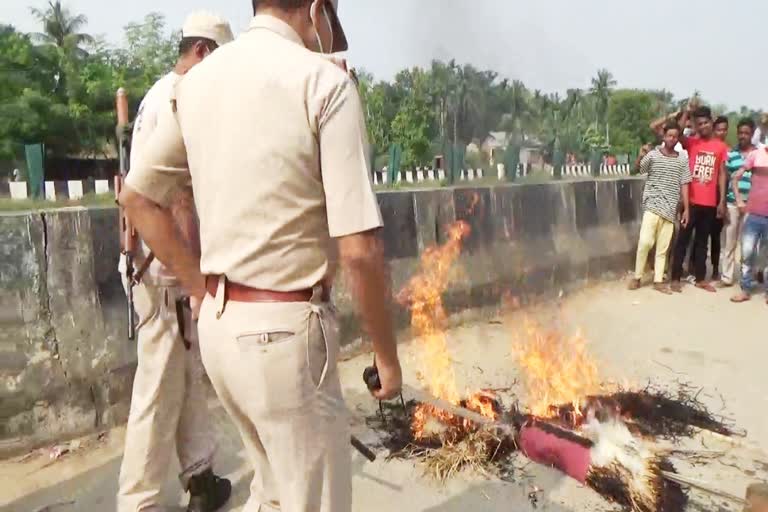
top-left (187, 469), bottom-right (232, 512)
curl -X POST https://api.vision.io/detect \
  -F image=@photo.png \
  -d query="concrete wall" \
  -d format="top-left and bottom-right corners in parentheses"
top-left (0, 177), bottom-right (645, 455)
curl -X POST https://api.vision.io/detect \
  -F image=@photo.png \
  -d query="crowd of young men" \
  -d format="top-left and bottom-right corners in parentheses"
top-left (631, 103), bottom-right (768, 303)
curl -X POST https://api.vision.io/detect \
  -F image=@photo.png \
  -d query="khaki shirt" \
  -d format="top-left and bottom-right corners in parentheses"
top-left (119, 72), bottom-right (181, 286)
top-left (126, 14), bottom-right (382, 292)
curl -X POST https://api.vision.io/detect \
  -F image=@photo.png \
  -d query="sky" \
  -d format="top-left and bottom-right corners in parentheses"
top-left (3, 0), bottom-right (767, 110)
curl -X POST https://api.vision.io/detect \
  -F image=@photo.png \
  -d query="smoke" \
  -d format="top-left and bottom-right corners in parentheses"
top-left (344, 0), bottom-right (593, 92)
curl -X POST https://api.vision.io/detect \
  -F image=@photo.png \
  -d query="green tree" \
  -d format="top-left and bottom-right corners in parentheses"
top-left (607, 89), bottom-right (656, 154)
top-left (499, 80), bottom-right (531, 143)
top-left (29, 0), bottom-right (94, 54)
top-left (115, 12), bottom-right (179, 95)
top-left (390, 70), bottom-right (436, 168)
top-left (357, 70), bottom-right (397, 156)
top-left (590, 68), bottom-right (617, 142)
top-left (0, 25), bottom-right (64, 161)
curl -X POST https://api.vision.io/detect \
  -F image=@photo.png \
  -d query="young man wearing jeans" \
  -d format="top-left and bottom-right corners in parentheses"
top-left (670, 106), bottom-right (729, 292)
top-left (630, 122), bottom-right (691, 294)
top-left (720, 118), bottom-right (758, 286)
top-left (731, 146), bottom-right (768, 303)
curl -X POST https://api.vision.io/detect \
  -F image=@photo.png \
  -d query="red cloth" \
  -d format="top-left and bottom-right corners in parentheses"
top-left (683, 136), bottom-right (729, 207)
top-left (518, 423), bottom-right (592, 483)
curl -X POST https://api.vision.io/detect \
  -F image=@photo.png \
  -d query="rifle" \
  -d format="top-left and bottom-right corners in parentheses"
top-left (115, 87), bottom-right (137, 340)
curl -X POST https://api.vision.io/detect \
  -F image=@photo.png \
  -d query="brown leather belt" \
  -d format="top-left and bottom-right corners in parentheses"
top-left (205, 275), bottom-right (313, 303)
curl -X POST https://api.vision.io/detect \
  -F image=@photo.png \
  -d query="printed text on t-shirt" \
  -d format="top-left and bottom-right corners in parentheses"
top-left (693, 151), bottom-right (715, 183)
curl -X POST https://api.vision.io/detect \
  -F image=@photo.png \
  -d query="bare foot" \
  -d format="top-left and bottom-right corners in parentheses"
top-left (628, 278), bottom-right (641, 291)
top-left (695, 282), bottom-right (717, 293)
top-left (670, 281), bottom-right (683, 293)
top-left (731, 292), bottom-right (751, 303)
top-left (653, 283), bottom-right (673, 295)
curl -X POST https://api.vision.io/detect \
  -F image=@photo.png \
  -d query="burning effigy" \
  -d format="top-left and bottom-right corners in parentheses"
top-left (367, 218), bottom-right (740, 512)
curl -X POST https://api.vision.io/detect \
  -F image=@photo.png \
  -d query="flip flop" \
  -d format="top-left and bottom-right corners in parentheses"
top-left (695, 282), bottom-right (717, 293)
top-left (731, 293), bottom-right (751, 303)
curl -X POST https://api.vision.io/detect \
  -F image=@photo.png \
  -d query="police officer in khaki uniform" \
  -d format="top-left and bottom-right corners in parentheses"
top-left (117, 12), bottom-right (235, 512)
top-left (119, 1), bottom-right (402, 511)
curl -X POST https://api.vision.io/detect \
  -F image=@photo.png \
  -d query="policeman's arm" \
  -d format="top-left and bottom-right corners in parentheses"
top-left (319, 72), bottom-right (401, 400)
top-left (120, 104), bottom-right (205, 301)
top-left (337, 230), bottom-right (400, 387)
top-left (119, 186), bottom-right (205, 300)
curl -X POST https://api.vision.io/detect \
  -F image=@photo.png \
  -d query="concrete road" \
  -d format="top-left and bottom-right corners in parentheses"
top-left (2, 281), bottom-right (766, 511)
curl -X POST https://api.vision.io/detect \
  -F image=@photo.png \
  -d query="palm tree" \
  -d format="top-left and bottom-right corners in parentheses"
top-left (448, 63), bottom-right (485, 145)
top-left (500, 80), bottom-right (531, 143)
top-left (429, 60), bottom-right (454, 142)
top-left (590, 69), bottom-right (617, 142)
top-left (30, 1), bottom-right (94, 56)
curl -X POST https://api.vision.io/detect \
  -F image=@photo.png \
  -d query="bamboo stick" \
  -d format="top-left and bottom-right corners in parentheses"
top-left (661, 471), bottom-right (746, 505)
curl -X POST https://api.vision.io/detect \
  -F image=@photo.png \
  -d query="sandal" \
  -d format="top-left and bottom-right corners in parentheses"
top-left (670, 281), bottom-right (683, 293)
top-left (695, 282), bottom-right (717, 293)
top-left (731, 293), bottom-right (751, 303)
top-left (653, 283), bottom-right (673, 295)
top-left (628, 279), bottom-right (641, 291)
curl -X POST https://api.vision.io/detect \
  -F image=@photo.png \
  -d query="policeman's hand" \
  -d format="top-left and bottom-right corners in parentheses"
top-left (372, 357), bottom-right (403, 400)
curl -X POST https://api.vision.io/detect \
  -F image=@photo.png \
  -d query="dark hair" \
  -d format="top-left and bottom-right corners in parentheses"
top-left (178, 36), bottom-right (217, 56)
top-left (693, 106), bottom-right (712, 120)
top-left (714, 115), bottom-right (729, 127)
top-left (663, 121), bottom-right (680, 134)
top-left (737, 117), bottom-right (756, 132)
top-left (252, 0), bottom-right (311, 13)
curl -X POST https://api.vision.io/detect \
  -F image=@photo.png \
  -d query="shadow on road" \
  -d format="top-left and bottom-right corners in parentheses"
top-left (1, 456), bottom-right (121, 512)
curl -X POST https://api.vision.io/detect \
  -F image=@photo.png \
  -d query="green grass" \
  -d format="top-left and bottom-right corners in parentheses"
top-left (0, 193), bottom-right (115, 212)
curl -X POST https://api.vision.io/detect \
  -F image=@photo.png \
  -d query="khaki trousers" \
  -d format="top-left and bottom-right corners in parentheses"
top-left (721, 204), bottom-right (745, 285)
top-left (197, 280), bottom-right (351, 512)
top-left (635, 211), bottom-right (675, 283)
top-left (118, 283), bottom-right (216, 512)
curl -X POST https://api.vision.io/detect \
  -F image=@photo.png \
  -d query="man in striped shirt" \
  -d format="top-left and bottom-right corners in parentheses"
top-left (630, 122), bottom-right (691, 293)
top-left (719, 118), bottom-right (758, 286)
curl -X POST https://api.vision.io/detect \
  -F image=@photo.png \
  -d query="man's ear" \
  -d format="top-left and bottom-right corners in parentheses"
top-left (193, 40), bottom-right (210, 60)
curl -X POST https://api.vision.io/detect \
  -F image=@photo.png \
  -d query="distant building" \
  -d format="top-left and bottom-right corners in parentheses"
top-left (474, 132), bottom-right (545, 166)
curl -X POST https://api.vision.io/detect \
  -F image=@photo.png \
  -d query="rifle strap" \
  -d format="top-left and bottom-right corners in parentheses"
top-left (133, 252), bottom-right (155, 285)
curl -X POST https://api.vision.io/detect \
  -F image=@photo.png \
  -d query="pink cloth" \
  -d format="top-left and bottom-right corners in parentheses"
top-left (745, 148), bottom-right (768, 216)
top-left (518, 422), bottom-right (592, 483)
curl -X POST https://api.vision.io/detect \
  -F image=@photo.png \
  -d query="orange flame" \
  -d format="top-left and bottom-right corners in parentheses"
top-left (398, 220), bottom-right (471, 404)
top-left (512, 319), bottom-right (602, 419)
top-left (399, 220), bottom-right (502, 440)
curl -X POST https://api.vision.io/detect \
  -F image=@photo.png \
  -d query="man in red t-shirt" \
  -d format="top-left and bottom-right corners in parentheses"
top-left (670, 106), bottom-right (728, 292)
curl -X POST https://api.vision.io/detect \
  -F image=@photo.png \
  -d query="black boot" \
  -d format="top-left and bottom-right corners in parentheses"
top-left (186, 468), bottom-right (232, 512)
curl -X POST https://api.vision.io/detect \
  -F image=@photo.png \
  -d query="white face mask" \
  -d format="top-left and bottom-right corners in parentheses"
top-left (312, 3), bottom-right (334, 54)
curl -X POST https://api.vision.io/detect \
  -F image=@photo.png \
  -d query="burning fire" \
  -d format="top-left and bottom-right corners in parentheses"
top-left (399, 219), bottom-right (499, 439)
top-left (512, 319), bottom-right (602, 419)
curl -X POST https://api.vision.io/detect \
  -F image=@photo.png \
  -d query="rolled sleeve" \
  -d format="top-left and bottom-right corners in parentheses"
top-left (319, 76), bottom-right (383, 238)
top-left (639, 152), bottom-right (653, 174)
top-left (680, 159), bottom-right (692, 185)
top-left (125, 105), bottom-right (190, 207)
